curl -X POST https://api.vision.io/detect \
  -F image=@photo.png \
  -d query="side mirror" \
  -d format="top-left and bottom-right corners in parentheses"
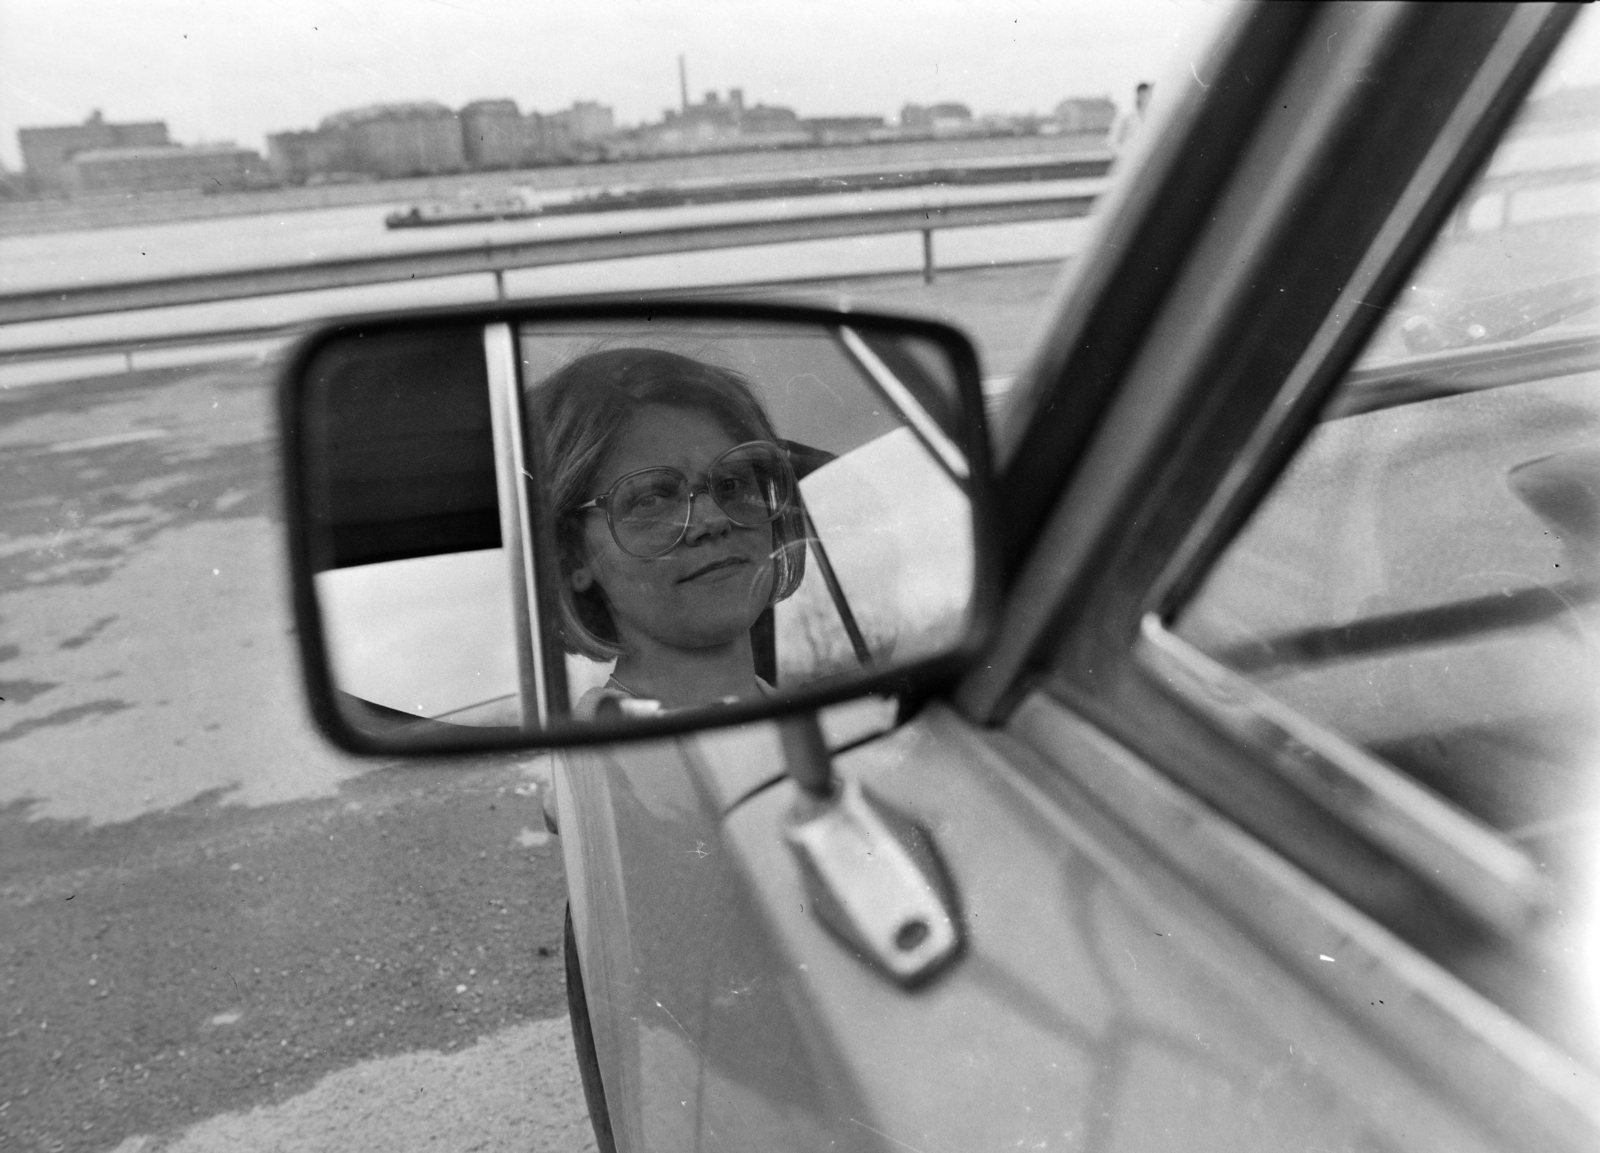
top-left (280, 300), bottom-right (997, 753)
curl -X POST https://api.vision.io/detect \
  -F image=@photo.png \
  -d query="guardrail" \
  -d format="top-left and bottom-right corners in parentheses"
top-left (0, 188), bottom-right (1104, 363)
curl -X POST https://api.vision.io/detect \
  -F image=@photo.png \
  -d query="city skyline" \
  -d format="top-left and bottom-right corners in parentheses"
top-left (12, 87), bottom-right (1120, 199)
top-left (0, 0), bottom-right (1226, 170)
top-left (15, 84), bottom-right (1072, 163)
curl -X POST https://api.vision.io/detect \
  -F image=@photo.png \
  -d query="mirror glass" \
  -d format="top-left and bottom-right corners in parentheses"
top-left (295, 311), bottom-right (978, 745)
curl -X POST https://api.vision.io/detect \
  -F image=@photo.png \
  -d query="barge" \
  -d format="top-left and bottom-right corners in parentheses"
top-left (384, 154), bottom-right (1113, 229)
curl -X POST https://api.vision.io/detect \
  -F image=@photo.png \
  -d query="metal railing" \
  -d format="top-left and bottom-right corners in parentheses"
top-left (0, 186), bottom-right (1105, 363)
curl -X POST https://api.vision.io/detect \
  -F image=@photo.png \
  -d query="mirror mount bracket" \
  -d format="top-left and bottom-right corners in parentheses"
top-left (781, 714), bottom-right (964, 986)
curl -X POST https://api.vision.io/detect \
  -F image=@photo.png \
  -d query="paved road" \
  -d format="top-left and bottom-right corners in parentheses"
top-left (1, 759), bottom-right (578, 1151)
top-left (0, 261), bottom-right (1062, 1151)
top-left (0, 350), bottom-right (586, 1151)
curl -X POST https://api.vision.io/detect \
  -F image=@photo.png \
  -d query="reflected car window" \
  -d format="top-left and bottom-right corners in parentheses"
top-left (517, 320), bottom-right (975, 717)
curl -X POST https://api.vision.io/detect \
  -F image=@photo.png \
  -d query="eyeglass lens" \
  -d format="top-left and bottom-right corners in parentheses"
top-left (609, 442), bottom-right (791, 557)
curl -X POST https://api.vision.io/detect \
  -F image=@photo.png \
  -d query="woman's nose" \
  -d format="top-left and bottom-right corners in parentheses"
top-left (682, 489), bottom-right (732, 543)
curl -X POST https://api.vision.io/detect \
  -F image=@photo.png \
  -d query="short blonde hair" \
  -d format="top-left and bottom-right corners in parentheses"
top-left (530, 348), bottom-right (806, 661)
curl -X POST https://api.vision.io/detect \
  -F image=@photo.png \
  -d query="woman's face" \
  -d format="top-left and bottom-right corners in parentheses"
top-left (571, 403), bottom-right (778, 654)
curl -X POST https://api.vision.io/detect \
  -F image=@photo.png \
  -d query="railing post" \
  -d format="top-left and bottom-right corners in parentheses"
top-left (921, 228), bottom-right (935, 284)
top-left (494, 269), bottom-right (506, 301)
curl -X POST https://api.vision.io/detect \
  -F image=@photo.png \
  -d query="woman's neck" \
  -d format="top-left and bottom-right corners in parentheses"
top-left (611, 634), bottom-right (761, 710)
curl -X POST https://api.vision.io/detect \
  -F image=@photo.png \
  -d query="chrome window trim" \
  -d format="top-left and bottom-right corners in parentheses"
top-left (485, 320), bottom-right (549, 727)
top-left (1134, 613), bottom-right (1549, 938)
top-left (1003, 691), bottom-right (1600, 1152)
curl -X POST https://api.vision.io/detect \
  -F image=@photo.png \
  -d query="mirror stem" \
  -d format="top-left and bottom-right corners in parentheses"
top-left (778, 712), bottom-right (835, 798)
top-left (780, 709), bottom-right (964, 986)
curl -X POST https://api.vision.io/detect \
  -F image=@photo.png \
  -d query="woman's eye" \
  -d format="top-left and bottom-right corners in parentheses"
top-left (715, 470), bottom-right (757, 496)
top-left (618, 478), bottom-right (681, 517)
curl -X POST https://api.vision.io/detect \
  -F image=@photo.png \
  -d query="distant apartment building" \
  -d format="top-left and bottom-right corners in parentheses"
top-left (265, 98), bottom-right (612, 181)
top-left (265, 128), bottom-right (355, 184)
top-left (1053, 96), bottom-right (1117, 134)
top-left (320, 103), bottom-right (467, 177)
top-left (803, 115), bottom-right (886, 145)
top-left (900, 102), bottom-right (975, 134)
top-left (18, 110), bottom-right (169, 195)
top-left (63, 143), bottom-right (267, 195)
top-left (559, 101), bottom-right (615, 142)
top-left (460, 99), bottom-right (545, 169)
top-left (638, 89), bottom-right (802, 153)
top-left (666, 89), bottom-right (743, 133)
top-left (744, 104), bottom-right (808, 140)
top-left (460, 98), bottom-right (614, 166)
top-left (539, 100), bottom-right (616, 158)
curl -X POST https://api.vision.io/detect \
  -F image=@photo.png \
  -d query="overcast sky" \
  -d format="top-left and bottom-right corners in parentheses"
top-left (0, 0), bottom-right (1229, 169)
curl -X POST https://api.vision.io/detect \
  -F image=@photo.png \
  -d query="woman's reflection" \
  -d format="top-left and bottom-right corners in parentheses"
top-left (533, 349), bottom-right (806, 718)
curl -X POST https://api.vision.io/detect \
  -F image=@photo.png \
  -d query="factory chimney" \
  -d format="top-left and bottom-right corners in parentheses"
top-left (678, 54), bottom-right (689, 113)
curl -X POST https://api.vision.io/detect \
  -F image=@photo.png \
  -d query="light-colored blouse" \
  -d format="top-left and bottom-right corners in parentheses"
top-left (573, 675), bottom-right (774, 721)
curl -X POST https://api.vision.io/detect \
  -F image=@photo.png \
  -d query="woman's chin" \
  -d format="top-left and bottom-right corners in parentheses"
top-left (646, 604), bottom-right (765, 652)
top-left (608, 567), bottom-right (775, 655)
top-left (676, 620), bottom-right (764, 651)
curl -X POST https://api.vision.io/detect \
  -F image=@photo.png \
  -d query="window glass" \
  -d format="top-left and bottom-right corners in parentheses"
top-left (1176, 12), bottom-right (1600, 902)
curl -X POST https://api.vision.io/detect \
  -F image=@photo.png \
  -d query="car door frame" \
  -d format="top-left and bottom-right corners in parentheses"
top-left (952, 0), bottom-right (1599, 1145)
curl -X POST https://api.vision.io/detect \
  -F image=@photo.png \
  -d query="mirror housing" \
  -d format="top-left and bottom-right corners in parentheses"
top-left (280, 299), bottom-right (999, 755)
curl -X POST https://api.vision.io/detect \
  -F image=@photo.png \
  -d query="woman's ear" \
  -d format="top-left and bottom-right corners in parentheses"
top-left (570, 564), bottom-right (595, 593)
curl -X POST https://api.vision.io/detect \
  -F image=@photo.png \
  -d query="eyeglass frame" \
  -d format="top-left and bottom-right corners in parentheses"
top-left (572, 439), bottom-right (797, 558)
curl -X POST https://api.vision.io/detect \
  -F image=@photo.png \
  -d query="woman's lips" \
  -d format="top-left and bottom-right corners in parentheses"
top-left (677, 556), bottom-right (749, 583)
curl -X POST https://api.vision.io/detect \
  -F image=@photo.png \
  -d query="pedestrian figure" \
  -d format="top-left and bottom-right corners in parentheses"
top-left (1114, 81), bottom-right (1153, 152)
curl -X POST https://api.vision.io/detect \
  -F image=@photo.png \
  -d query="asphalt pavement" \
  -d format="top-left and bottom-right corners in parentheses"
top-left (1, 757), bottom-right (573, 1151)
top-left (0, 354), bottom-right (583, 1151)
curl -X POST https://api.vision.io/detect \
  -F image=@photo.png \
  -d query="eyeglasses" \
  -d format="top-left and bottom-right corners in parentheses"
top-left (575, 440), bottom-right (796, 558)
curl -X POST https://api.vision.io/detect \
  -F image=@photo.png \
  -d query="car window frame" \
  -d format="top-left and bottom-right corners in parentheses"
top-left (957, 0), bottom-right (1580, 1027)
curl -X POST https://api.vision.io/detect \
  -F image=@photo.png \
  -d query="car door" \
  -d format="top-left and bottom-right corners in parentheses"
top-left (563, 4), bottom-right (1600, 1151)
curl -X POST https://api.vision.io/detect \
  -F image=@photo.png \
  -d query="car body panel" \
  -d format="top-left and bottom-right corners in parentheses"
top-left (553, 725), bottom-right (828, 1152)
top-left (560, 685), bottom-right (1600, 1152)
top-left (712, 702), bottom-right (1508, 1152)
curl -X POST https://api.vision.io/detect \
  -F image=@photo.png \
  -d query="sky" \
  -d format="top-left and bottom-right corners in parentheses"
top-left (0, 0), bottom-right (1230, 170)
